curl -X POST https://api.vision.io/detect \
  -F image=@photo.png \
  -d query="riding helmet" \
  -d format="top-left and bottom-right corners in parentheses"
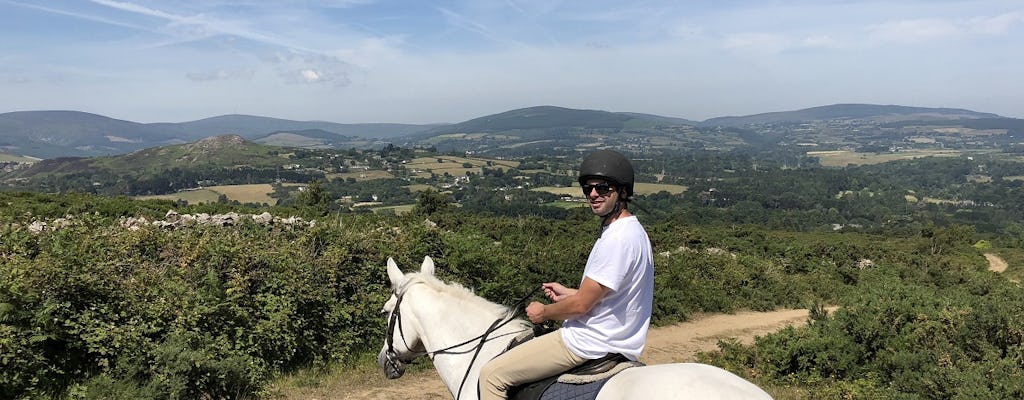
top-left (578, 149), bottom-right (635, 198)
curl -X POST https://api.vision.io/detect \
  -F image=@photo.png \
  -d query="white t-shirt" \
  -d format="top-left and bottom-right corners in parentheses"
top-left (561, 216), bottom-right (654, 361)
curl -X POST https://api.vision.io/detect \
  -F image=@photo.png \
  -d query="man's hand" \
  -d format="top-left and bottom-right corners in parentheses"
top-left (526, 301), bottom-right (546, 323)
top-left (542, 282), bottom-right (576, 302)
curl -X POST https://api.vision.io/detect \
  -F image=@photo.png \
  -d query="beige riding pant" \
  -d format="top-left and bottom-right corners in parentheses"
top-left (479, 329), bottom-right (587, 400)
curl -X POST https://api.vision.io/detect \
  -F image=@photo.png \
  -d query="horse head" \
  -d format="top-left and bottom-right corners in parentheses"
top-left (378, 256), bottom-right (435, 379)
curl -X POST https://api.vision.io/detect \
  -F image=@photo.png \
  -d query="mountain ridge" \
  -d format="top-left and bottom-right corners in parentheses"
top-left (0, 104), bottom-right (1013, 159)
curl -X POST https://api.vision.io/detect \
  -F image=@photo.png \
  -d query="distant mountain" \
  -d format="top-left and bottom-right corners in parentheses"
top-left (0, 111), bottom-right (439, 158)
top-left (7, 135), bottom-right (285, 179)
top-left (252, 129), bottom-right (383, 149)
top-left (153, 114), bottom-right (438, 141)
top-left (414, 106), bottom-right (684, 138)
top-left (0, 111), bottom-right (183, 159)
top-left (701, 104), bottom-right (1002, 127)
top-left (1, 103), bottom-right (1016, 159)
top-left (411, 106), bottom-right (626, 138)
top-left (619, 112), bottom-right (700, 126)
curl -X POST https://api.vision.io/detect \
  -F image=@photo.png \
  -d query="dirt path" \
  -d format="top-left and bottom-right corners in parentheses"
top-left (281, 308), bottom-right (819, 400)
top-left (985, 253), bottom-right (1008, 273)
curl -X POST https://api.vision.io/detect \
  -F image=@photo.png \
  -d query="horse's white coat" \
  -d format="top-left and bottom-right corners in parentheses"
top-left (380, 256), bottom-right (774, 400)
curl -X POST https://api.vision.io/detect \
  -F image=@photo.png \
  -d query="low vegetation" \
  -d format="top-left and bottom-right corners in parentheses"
top-left (1, 190), bottom-right (1022, 399)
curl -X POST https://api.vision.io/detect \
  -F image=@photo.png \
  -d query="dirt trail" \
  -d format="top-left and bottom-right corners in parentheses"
top-left (282, 308), bottom-right (819, 400)
top-left (985, 253), bottom-right (1008, 273)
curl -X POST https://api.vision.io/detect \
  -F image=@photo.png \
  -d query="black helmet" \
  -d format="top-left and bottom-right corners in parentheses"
top-left (578, 149), bottom-right (634, 198)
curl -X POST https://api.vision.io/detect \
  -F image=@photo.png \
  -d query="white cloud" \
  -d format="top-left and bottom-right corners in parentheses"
top-left (867, 11), bottom-right (1024, 44)
top-left (966, 10), bottom-right (1024, 35)
top-left (185, 68), bottom-right (254, 81)
top-left (867, 18), bottom-right (962, 43)
top-left (299, 69), bottom-right (321, 83)
top-left (723, 32), bottom-right (790, 53)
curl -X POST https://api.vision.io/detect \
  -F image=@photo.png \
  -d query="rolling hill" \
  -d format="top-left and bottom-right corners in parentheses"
top-left (1, 104), bottom-right (1018, 159)
top-left (5, 135), bottom-right (291, 180)
top-left (701, 104), bottom-right (1002, 126)
top-left (0, 111), bottom-right (438, 158)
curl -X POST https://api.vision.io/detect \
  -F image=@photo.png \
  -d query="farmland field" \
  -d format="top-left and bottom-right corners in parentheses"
top-left (533, 183), bottom-right (686, 196)
top-left (0, 153), bottom-right (40, 162)
top-left (327, 170), bottom-right (393, 181)
top-left (369, 204), bottom-right (415, 214)
top-left (136, 183), bottom-right (280, 205)
top-left (807, 149), bottom-right (963, 167)
top-left (406, 155), bottom-right (520, 177)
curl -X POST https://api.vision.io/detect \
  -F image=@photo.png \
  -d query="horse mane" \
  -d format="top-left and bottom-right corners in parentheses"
top-left (402, 272), bottom-right (516, 319)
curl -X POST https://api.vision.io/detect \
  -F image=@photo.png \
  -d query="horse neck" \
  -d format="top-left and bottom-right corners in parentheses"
top-left (405, 284), bottom-right (528, 400)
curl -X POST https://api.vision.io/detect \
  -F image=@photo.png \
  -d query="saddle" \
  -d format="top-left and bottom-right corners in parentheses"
top-left (504, 328), bottom-right (641, 400)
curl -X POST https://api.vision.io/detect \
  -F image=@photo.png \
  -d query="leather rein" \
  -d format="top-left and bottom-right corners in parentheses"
top-left (384, 283), bottom-right (541, 399)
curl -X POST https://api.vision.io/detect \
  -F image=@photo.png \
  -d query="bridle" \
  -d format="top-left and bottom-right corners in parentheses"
top-left (383, 283), bottom-right (540, 400)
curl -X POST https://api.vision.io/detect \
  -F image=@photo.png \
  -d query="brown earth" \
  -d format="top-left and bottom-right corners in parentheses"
top-left (278, 308), bottom-right (820, 400)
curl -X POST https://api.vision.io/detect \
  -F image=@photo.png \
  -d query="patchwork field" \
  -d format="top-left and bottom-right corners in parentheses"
top-left (0, 153), bottom-right (40, 162)
top-left (807, 149), bottom-right (962, 167)
top-left (136, 183), bottom-right (280, 205)
top-left (406, 155), bottom-right (519, 177)
top-left (533, 183), bottom-right (687, 197)
top-left (328, 170), bottom-right (394, 181)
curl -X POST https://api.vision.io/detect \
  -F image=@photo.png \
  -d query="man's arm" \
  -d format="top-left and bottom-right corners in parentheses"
top-left (527, 277), bottom-right (609, 323)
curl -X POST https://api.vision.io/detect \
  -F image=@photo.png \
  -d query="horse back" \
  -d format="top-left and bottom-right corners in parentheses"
top-left (595, 363), bottom-right (774, 400)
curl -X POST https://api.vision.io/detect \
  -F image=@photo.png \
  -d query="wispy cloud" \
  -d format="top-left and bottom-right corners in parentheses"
top-left (265, 51), bottom-right (356, 86)
top-left (867, 11), bottom-right (1024, 43)
top-left (437, 6), bottom-right (503, 45)
top-left (2, 0), bottom-right (1023, 122)
top-left (4, 0), bottom-right (153, 32)
top-left (186, 68), bottom-right (255, 82)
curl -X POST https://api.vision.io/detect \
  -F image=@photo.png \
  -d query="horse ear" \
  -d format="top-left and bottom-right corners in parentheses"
top-left (387, 257), bottom-right (404, 287)
top-left (421, 256), bottom-right (436, 276)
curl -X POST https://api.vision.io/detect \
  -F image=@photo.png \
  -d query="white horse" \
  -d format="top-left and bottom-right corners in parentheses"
top-left (378, 256), bottom-right (774, 400)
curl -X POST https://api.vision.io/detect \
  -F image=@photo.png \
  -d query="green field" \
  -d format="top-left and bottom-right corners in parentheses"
top-left (369, 204), bottom-right (415, 214)
top-left (327, 170), bottom-right (394, 181)
top-left (136, 183), bottom-right (281, 205)
top-left (533, 182), bottom-right (687, 196)
top-left (0, 153), bottom-right (40, 162)
top-left (406, 155), bottom-right (520, 177)
top-left (807, 149), bottom-right (963, 167)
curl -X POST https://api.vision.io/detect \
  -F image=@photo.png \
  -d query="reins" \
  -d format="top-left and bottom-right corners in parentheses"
top-left (385, 283), bottom-right (541, 400)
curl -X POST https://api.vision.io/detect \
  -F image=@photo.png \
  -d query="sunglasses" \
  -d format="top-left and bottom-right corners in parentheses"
top-left (581, 183), bottom-right (616, 196)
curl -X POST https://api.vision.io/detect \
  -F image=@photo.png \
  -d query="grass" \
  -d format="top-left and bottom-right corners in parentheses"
top-left (533, 183), bottom-right (687, 197)
top-left (135, 183), bottom-right (279, 205)
top-left (0, 153), bottom-right (40, 162)
top-left (406, 184), bottom-right (436, 192)
top-left (807, 149), bottom-right (963, 167)
top-left (370, 204), bottom-right (415, 215)
top-left (992, 247), bottom-right (1024, 282)
top-left (328, 170), bottom-right (394, 181)
top-left (634, 183), bottom-right (688, 195)
top-left (404, 156), bottom-right (520, 178)
top-left (136, 189), bottom-right (222, 204)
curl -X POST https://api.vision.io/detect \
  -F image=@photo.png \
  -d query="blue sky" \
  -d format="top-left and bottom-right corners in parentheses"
top-left (1, 0), bottom-right (1022, 123)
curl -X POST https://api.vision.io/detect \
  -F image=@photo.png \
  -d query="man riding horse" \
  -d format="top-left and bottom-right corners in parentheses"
top-left (479, 149), bottom-right (655, 400)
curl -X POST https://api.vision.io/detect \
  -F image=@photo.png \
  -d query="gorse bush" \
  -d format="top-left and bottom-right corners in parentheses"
top-left (1, 213), bottom-right (409, 399)
top-left (1, 192), bottom-right (1020, 398)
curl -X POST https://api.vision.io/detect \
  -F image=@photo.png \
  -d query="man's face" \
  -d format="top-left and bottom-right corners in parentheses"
top-left (581, 178), bottom-right (618, 216)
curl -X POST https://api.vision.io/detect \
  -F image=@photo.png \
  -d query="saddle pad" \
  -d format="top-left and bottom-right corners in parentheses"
top-left (539, 379), bottom-right (608, 400)
top-left (557, 361), bottom-right (642, 384)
